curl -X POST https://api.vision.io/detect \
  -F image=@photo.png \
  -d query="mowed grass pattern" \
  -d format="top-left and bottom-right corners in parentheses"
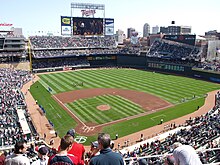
top-left (66, 95), bottom-right (144, 124)
top-left (39, 69), bottom-right (220, 104)
top-left (30, 69), bottom-right (220, 143)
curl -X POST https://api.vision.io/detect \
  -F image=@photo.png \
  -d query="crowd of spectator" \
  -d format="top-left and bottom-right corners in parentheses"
top-left (119, 46), bottom-right (141, 55)
top-left (0, 68), bottom-right (36, 148)
top-left (32, 59), bottom-right (90, 69)
top-left (0, 34), bottom-right (24, 38)
top-left (29, 36), bottom-right (117, 49)
top-left (147, 39), bottom-right (201, 60)
top-left (121, 91), bottom-right (220, 164)
top-left (197, 60), bottom-right (220, 72)
top-left (0, 51), bottom-right (26, 58)
top-left (32, 49), bottom-right (119, 58)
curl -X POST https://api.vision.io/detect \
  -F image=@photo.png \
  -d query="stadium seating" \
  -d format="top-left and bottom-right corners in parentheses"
top-left (0, 68), bottom-right (36, 148)
top-left (32, 59), bottom-right (90, 69)
top-left (147, 39), bottom-right (201, 60)
top-left (121, 92), bottom-right (220, 164)
top-left (28, 36), bottom-right (119, 60)
top-left (29, 36), bottom-right (117, 49)
top-left (32, 49), bottom-right (119, 58)
top-left (0, 51), bottom-right (26, 57)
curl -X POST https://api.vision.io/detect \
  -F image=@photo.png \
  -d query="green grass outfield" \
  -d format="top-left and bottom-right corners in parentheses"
top-left (30, 69), bottom-right (220, 144)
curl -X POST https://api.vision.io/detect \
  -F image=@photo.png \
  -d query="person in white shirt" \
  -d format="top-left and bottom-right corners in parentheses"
top-left (32, 145), bottom-right (49, 165)
top-left (5, 141), bottom-right (30, 165)
top-left (172, 142), bottom-right (202, 165)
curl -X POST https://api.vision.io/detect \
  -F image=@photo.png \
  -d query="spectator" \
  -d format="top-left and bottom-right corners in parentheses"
top-left (90, 133), bottom-right (124, 165)
top-left (172, 142), bottom-right (202, 165)
top-left (137, 158), bottom-right (147, 165)
top-left (58, 129), bottom-right (85, 165)
top-left (48, 135), bottom-right (79, 165)
top-left (90, 141), bottom-right (100, 158)
top-left (0, 151), bottom-right (6, 165)
top-left (32, 145), bottom-right (49, 165)
top-left (165, 155), bottom-right (175, 165)
top-left (5, 140), bottom-right (30, 165)
top-left (85, 141), bottom-right (100, 165)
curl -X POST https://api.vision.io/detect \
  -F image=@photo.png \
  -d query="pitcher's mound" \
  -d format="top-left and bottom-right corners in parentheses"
top-left (97, 104), bottom-right (111, 111)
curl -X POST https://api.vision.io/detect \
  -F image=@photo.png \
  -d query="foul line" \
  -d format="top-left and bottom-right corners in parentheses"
top-left (93, 104), bottom-right (173, 129)
top-left (53, 95), bottom-right (173, 130)
top-left (151, 114), bottom-right (166, 121)
top-left (52, 95), bottom-right (86, 127)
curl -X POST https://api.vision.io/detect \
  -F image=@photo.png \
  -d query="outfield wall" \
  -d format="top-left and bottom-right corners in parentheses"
top-left (191, 69), bottom-right (220, 83)
top-left (31, 54), bottom-right (220, 84)
top-left (117, 55), bottom-right (146, 68)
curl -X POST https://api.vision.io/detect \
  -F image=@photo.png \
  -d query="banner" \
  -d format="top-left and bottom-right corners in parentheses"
top-left (61, 26), bottom-right (71, 35)
top-left (105, 18), bottom-right (114, 36)
top-left (61, 16), bottom-right (72, 35)
top-left (61, 16), bottom-right (71, 26)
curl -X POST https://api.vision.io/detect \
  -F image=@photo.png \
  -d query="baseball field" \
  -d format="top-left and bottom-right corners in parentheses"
top-left (30, 68), bottom-right (220, 144)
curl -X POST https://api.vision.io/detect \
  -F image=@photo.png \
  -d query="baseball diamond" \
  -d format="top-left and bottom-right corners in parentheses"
top-left (30, 68), bottom-right (220, 143)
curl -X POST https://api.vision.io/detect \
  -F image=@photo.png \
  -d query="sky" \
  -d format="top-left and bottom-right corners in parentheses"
top-left (1, 0), bottom-right (220, 37)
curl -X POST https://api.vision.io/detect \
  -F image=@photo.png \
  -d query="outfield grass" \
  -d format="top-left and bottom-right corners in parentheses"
top-left (30, 69), bottom-right (220, 144)
top-left (38, 69), bottom-right (219, 104)
top-left (30, 82), bottom-right (77, 136)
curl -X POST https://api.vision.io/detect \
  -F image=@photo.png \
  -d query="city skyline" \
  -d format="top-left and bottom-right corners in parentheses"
top-left (1, 0), bottom-right (220, 37)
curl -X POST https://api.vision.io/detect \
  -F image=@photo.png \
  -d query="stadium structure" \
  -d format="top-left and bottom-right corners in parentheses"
top-left (0, 2), bottom-right (220, 164)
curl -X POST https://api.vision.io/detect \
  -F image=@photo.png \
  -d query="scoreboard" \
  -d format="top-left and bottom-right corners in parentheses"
top-left (147, 62), bottom-right (185, 72)
top-left (73, 17), bottom-right (103, 35)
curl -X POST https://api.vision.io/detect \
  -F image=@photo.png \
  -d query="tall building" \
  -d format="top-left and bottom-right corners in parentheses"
top-left (143, 23), bottom-right (150, 37)
top-left (160, 25), bottom-right (191, 35)
top-left (152, 26), bottom-right (159, 34)
top-left (127, 27), bottom-right (135, 39)
top-left (116, 29), bottom-right (125, 44)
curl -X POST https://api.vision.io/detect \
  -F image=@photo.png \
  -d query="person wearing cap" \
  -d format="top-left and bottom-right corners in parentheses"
top-left (5, 140), bottom-right (30, 165)
top-left (58, 129), bottom-right (85, 165)
top-left (90, 133), bottom-right (124, 165)
top-left (32, 145), bottom-right (49, 165)
top-left (85, 141), bottom-right (100, 165)
top-left (90, 141), bottom-right (100, 158)
top-left (172, 142), bottom-right (202, 165)
top-left (49, 135), bottom-right (79, 165)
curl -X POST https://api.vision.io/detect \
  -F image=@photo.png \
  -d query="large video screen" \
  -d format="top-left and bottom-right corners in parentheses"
top-left (163, 35), bottom-right (196, 46)
top-left (73, 17), bottom-right (103, 35)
